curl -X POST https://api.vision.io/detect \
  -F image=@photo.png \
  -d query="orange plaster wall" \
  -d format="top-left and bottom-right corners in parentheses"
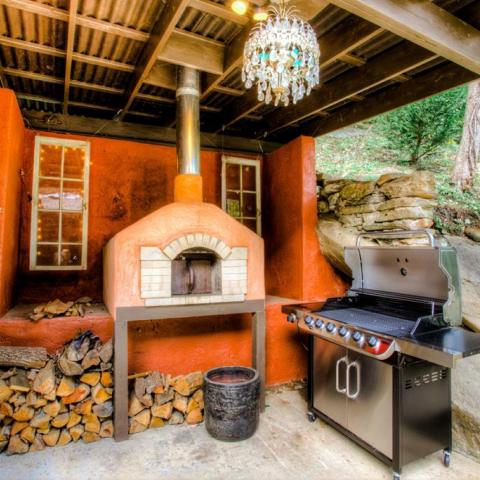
top-left (0, 89), bottom-right (25, 316)
top-left (263, 136), bottom-right (347, 301)
top-left (17, 130), bottom-right (225, 303)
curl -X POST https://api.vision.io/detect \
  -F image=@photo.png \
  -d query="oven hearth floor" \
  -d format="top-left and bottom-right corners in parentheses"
top-left (2, 385), bottom-right (478, 480)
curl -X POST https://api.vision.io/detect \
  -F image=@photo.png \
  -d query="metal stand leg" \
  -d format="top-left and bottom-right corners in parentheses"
top-left (114, 318), bottom-right (129, 441)
top-left (252, 310), bottom-right (266, 411)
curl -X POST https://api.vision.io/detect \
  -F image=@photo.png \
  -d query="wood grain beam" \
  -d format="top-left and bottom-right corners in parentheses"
top-left (63, 0), bottom-right (78, 114)
top-left (144, 63), bottom-right (177, 90)
top-left (157, 29), bottom-right (224, 75)
top-left (328, 0), bottom-right (480, 74)
top-left (262, 40), bottom-right (438, 135)
top-left (22, 111), bottom-right (281, 154)
top-left (0, 37), bottom-right (135, 72)
top-left (300, 62), bottom-right (478, 138)
top-left (188, 0), bottom-right (249, 25)
top-left (118, 0), bottom-right (190, 119)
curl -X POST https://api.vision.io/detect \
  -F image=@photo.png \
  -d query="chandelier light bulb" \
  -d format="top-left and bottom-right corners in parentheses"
top-left (242, 2), bottom-right (320, 107)
top-left (253, 6), bottom-right (268, 22)
top-left (231, 0), bottom-right (248, 15)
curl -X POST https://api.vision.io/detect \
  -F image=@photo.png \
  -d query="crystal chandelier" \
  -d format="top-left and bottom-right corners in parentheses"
top-left (242, 1), bottom-right (320, 107)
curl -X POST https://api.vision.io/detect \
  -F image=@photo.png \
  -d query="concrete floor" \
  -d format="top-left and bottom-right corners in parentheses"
top-left (2, 385), bottom-right (479, 480)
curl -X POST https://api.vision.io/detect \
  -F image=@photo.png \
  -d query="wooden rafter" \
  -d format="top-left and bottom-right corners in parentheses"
top-left (261, 40), bottom-right (438, 135)
top-left (299, 63), bottom-right (478, 138)
top-left (329, 0), bottom-right (480, 74)
top-left (118, 0), bottom-right (190, 120)
top-left (63, 0), bottom-right (78, 114)
top-left (215, 15), bottom-right (383, 131)
top-left (188, 0), bottom-right (249, 25)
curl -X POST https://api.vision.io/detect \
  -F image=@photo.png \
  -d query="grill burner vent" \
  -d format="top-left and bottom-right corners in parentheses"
top-left (405, 369), bottom-right (448, 389)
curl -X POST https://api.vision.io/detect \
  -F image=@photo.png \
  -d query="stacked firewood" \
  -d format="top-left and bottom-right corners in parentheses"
top-left (0, 331), bottom-right (113, 455)
top-left (128, 370), bottom-right (204, 434)
top-left (29, 297), bottom-right (93, 322)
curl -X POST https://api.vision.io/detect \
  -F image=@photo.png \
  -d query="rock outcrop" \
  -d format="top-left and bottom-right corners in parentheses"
top-left (318, 171), bottom-right (437, 232)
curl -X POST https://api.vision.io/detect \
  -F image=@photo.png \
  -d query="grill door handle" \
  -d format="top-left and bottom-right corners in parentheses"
top-left (335, 356), bottom-right (348, 394)
top-left (346, 361), bottom-right (361, 400)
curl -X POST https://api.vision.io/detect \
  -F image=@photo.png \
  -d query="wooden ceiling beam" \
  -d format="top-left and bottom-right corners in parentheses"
top-left (216, 15), bottom-right (383, 131)
top-left (118, 0), bottom-right (190, 120)
top-left (63, 0), bottom-right (78, 114)
top-left (340, 53), bottom-right (366, 66)
top-left (329, 0), bottom-right (480, 74)
top-left (300, 62), bottom-right (478, 138)
top-left (157, 29), bottom-right (224, 75)
top-left (188, 0), bottom-right (249, 25)
top-left (22, 111), bottom-right (281, 154)
top-left (143, 63), bottom-right (177, 90)
top-left (261, 40), bottom-right (438, 135)
top-left (0, 37), bottom-right (135, 72)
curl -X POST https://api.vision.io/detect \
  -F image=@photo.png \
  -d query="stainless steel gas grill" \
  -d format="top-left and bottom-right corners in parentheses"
top-left (282, 230), bottom-right (480, 480)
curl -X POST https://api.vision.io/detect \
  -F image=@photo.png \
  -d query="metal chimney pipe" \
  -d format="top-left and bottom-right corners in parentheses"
top-left (176, 66), bottom-right (200, 175)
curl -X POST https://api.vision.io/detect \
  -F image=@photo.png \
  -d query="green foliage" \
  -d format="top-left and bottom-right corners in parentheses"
top-left (373, 87), bottom-right (467, 164)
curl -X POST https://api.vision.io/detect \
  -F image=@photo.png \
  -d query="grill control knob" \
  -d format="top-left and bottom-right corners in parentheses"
top-left (368, 336), bottom-right (379, 348)
top-left (314, 319), bottom-right (324, 329)
top-left (338, 327), bottom-right (349, 337)
top-left (352, 331), bottom-right (363, 343)
top-left (326, 322), bottom-right (336, 333)
top-left (287, 313), bottom-right (297, 323)
top-left (304, 315), bottom-right (314, 326)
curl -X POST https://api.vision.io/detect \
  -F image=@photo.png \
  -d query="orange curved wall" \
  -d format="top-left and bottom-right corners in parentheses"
top-left (0, 89), bottom-right (25, 316)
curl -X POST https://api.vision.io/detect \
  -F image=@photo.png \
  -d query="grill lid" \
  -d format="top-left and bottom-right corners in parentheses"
top-left (344, 230), bottom-right (462, 326)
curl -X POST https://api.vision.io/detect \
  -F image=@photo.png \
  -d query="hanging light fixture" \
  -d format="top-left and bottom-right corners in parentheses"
top-left (242, 0), bottom-right (320, 107)
top-left (253, 6), bottom-right (268, 21)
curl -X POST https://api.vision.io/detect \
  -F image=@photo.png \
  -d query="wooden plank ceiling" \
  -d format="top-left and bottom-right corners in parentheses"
top-left (0, 0), bottom-right (479, 152)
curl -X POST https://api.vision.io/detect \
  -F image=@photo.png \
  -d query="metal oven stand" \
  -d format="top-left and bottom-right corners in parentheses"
top-left (114, 300), bottom-right (266, 441)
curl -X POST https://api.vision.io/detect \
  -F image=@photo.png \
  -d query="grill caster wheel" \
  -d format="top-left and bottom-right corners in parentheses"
top-left (307, 411), bottom-right (317, 423)
top-left (443, 450), bottom-right (451, 468)
top-left (393, 472), bottom-right (401, 480)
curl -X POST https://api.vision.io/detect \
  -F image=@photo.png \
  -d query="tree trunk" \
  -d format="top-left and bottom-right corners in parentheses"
top-left (0, 346), bottom-right (48, 369)
top-left (453, 80), bottom-right (480, 191)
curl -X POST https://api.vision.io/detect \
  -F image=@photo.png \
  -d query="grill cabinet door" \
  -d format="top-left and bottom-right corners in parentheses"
top-left (312, 337), bottom-right (347, 428)
top-left (346, 351), bottom-right (393, 459)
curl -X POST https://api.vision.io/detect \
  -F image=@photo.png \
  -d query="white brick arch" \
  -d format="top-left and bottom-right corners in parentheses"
top-left (163, 233), bottom-right (231, 260)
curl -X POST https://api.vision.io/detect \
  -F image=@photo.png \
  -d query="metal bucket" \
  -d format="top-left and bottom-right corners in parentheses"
top-left (204, 366), bottom-right (260, 441)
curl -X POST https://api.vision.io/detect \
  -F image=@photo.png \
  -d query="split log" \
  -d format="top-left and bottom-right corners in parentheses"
top-left (173, 393), bottom-right (188, 413)
top-left (62, 384), bottom-right (90, 404)
top-left (58, 429), bottom-right (71, 446)
top-left (51, 412), bottom-right (70, 429)
top-left (9, 370), bottom-right (30, 392)
top-left (11, 421), bottom-right (29, 435)
top-left (43, 401), bottom-right (61, 418)
top-left (0, 380), bottom-right (13, 403)
top-left (12, 406), bottom-right (34, 422)
top-left (0, 402), bottom-right (13, 417)
top-left (128, 392), bottom-right (144, 417)
top-left (151, 401), bottom-right (173, 420)
top-left (168, 411), bottom-right (184, 425)
top-left (0, 347), bottom-right (47, 369)
top-left (30, 411), bottom-right (51, 429)
top-left (33, 361), bottom-right (56, 395)
top-left (100, 372), bottom-right (113, 388)
top-left (59, 354), bottom-right (84, 377)
top-left (129, 410), bottom-right (150, 434)
top-left (186, 408), bottom-right (203, 425)
top-left (81, 431), bottom-right (99, 443)
top-left (43, 428), bottom-right (60, 447)
top-left (93, 401), bottom-right (113, 418)
top-left (80, 372), bottom-right (100, 387)
top-left (57, 377), bottom-right (76, 397)
top-left (30, 434), bottom-right (45, 452)
top-left (149, 417), bottom-right (165, 429)
top-left (99, 420), bottom-right (113, 438)
top-left (98, 339), bottom-right (113, 364)
top-left (91, 384), bottom-right (112, 404)
top-left (173, 371), bottom-right (203, 396)
top-left (83, 414), bottom-right (100, 433)
top-left (69, 424), bottom-right (84, 441)
top-left (81, 349), bottom-right (100, 370)
top-left (7, 435), bottom-right (29, 455)
top-left (20, 426), bottom-right (35, 444)
top-left (73, 399), bottom-right (93, 415)
top-left (154, 388), bottom-right (174, 406)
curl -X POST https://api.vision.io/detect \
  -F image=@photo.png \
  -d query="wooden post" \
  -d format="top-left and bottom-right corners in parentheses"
top-left (114, 317), bottom-right (129, 441)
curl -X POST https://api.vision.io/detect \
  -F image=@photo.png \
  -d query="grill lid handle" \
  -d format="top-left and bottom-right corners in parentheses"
top-left (355, 229), bottom-right (439, 247)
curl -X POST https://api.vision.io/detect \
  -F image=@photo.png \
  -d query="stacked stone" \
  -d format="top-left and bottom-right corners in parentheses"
top-left (318, 171), bottom-right (437, 232)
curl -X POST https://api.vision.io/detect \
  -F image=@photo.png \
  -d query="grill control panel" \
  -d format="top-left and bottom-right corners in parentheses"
top-left (286, 310), bottom-right (395, 359)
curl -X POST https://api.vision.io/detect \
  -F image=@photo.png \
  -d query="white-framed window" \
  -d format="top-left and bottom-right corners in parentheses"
top-left (30, 136), bottom-right (90, 270)
top-left (221, 155), bottom-right (261, 235)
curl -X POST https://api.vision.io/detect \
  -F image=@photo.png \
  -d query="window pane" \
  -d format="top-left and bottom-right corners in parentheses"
top-left (62, 180), bottom-right (83, 211)
top-left (39, 144), bottom-right (62, 177)
top-left (243, 218), bottom-right (257, 232)
top-left (60, 245), bottom-right (82, 266)
top-left (62, 212), bottom-right (83, 243)
top-left (226, 163), bottom-right (240, 190)
top-left (37, 211), bottom-right (59, 242)
top-left (36, 244), bottom-right (59, 266)
top-left (242, 164), bottom-right (256, 191)
top-left (64, 147), bottom-right (86, 179)
top-left (242, 192), bottom-right (257, 218)
top-left (38, 178), bottom-right (61, 210)
top-left (226, 191), bottom-right (241, 218)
